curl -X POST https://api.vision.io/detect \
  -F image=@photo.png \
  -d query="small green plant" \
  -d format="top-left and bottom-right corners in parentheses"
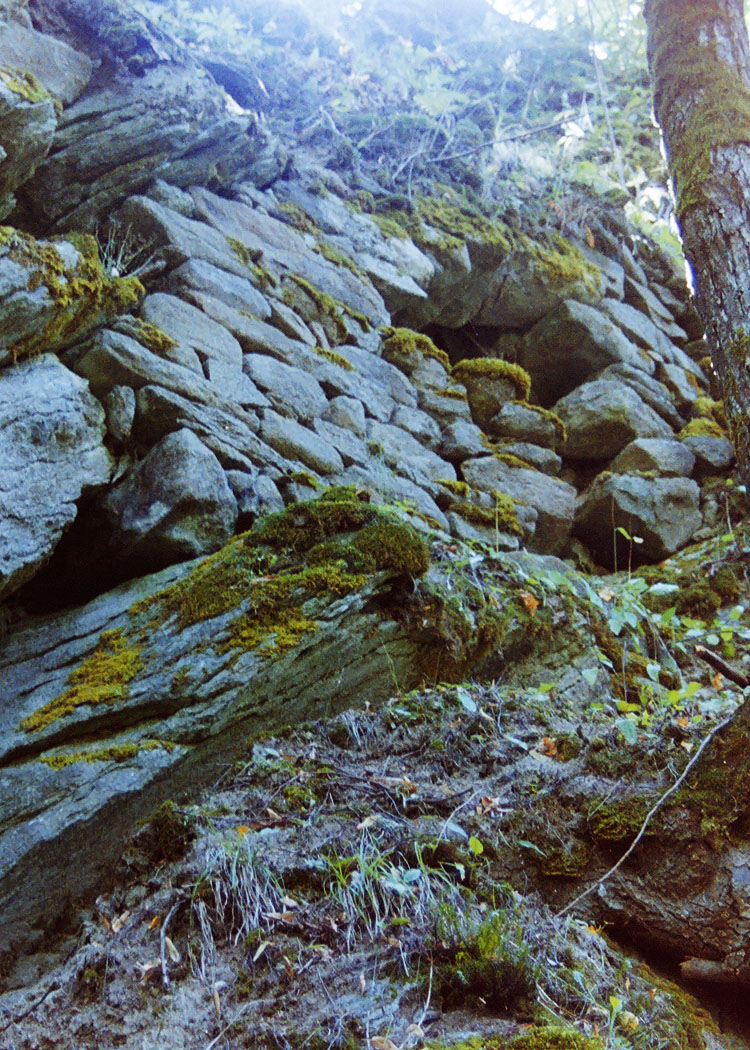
top-left (432, 905), bottom-right (539, 1011)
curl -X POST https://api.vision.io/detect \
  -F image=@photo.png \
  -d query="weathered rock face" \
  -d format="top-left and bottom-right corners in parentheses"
top-left (555, 378), bottom-right (674, 459)
top-left (574, 473), bottom-right (702, 566)
top-left (99, 428), bottom-right (237, 572)
top-left (0, 354), bottom-right (113, 601)
top-left (0, 62), bottom-right (56, 221)
top-left (10, 0), bottom-right (285, 233)
top-left (0, 491), bottom-right (544, 958)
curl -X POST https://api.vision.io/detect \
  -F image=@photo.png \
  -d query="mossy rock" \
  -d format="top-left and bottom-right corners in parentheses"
top-left (381, 326), bottom-right (450, 373)
top-left (509, 1026), bottom-right (604, 1050)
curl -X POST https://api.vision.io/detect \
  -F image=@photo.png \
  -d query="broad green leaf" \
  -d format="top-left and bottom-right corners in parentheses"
top-left (582, 668), bottom-right (599, 687)
top-left (468, 836), bottom-right (484, 856)
top-left (616, 718), bottom-right (638, 744)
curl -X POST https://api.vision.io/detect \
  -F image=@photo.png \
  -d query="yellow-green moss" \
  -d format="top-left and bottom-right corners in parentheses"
top-left (509, 1026), bottom-right (604, 1050)
top-left (512, 400), bottom-right (568, 443)
top-left (437, 479), bottom-right (471, 498)
top-left (227, 236), bottom-right (261, 268)
top-left (691, 396), bottom-right (727, 428)
top-left (679, 417), bottom-right (726, 439)
top-left (0, 68), bottom-right (49, 104)
top-left (133, 490), bottom-right (429, 660)
top-left (451, 359), bottom-right (532, 401)
top-left (284, 275), bottom-right (371, 341)
top-left (381, 326), bottom-right (451, 371)
top-left (5, 229), bottom-right (143, 360)
top-left (287, 471), bottom-right (322, 489)
top-left (39, 739), bottom-right (175, 769)
top-left (448, 493), bottom-right (522, 536)
top-left (278, 201), bottom-right (320, 235)
top-left (312, 345), bottom-right (355, 371)
top-left (439, 387), bottom-right (468, 403)
top-left (20, 630), bottom-right (144, 733)
top-left (315, 239), bottom-right (363, 276)
top-left (134, 320), bottom-right (178, 355)
top-left (588, 794), bottom-right (656, 842)
top-left (493, 450), bottom-right (540, 472)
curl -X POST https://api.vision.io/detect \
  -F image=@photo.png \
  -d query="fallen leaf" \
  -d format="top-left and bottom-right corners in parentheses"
top-left (164, 936), bottom-right (180, 963)
top-left (266, 807), bottom-right (282, 821)
top-left (212, 982), bottom-right (221, 1019)
top-left (585, 224), bottom-right (595, 248)
top-left (111, 910), bottom-right (130, 934)
top-left (148, 915), bottom-right (161, 931)
top-left (537, 736), bottom-right (558, 757)
top-left (478, 795), bottom-right (502, 815)
top-left (136, 959), bottom-right (161, 982)
top-left (598, 587), bottom-right (615, 602)
top-left (359, 971), bottom-right (367, 993)
top-left (680, 741), bottom-right (694, 753)
top-left (519, 590), bottom-right (539, 615)
top-left (282, 895), bottom-right (298, 909)
top-left (357, 814), bottom-right (379, 831)
top-left (236, 825), bottom-right (250, 839)
top-left (252, 940), bottom-right (270, 963)
top-left (400, 774), bottom-right (418, 794)
top-left (712, 672), bottom-right (724, 689)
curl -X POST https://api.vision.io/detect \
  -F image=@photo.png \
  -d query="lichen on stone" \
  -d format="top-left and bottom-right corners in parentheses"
top-left (0, 67), bottom-right (50, 104)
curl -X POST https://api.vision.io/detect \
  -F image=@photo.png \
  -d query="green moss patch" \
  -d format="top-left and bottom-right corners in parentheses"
top-left (381, 326), bottom-right (451, 371)
top-left (3, 228), bottom-right (143, 360)
top-left (20, 630), bottom-right (144, 733)
top-left (451, 359), bottom-right (532, 401)
top-left (0, 68), bottom-right (49, 104)
top-left (39, 739), bottom-right (175, 769)
top-left (135, 489), bottom-right (429, 660)
top-left (134, 320), bottom-right (178, 355)
top-left (509, 1027), bottom-right (604, 1050)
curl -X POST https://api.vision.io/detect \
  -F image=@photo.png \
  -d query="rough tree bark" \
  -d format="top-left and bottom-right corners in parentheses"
top-left (644, 0), bottom-right (750, 486)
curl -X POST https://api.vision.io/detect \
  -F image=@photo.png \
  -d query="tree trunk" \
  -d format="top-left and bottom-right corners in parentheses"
top-left (644, 0), bottom-right (750, 486)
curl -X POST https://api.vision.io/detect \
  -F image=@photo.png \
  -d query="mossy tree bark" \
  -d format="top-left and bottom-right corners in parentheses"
top-left (644, 0), bottom-right (750, 485)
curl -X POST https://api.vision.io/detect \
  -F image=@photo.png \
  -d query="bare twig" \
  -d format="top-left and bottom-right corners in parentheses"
top-left (554, 714), bottom-right (734, 919)
top-left (160, 900), bottom-right (183, 988)
top-left (694, 644), bottom-right (750, 688)
top-left (427, 116), bottom-right (570, 164)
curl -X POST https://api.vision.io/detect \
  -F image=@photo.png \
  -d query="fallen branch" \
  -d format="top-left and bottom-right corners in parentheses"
top-left (694, 644), bottom-right (750, 688)
top-left (554, 715), bottom-right (734, 919)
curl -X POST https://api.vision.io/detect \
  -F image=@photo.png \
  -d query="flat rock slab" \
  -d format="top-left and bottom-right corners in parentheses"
top-left (0, 354), bottom-right (112, 601)
top-left (554, 378), bottom-right (674, 460)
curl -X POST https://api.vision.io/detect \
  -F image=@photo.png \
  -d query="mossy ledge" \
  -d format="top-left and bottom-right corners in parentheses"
top-left (135, 488), bottom-right (430, 660)
top-left (381, 325), bottom-right (451, 372)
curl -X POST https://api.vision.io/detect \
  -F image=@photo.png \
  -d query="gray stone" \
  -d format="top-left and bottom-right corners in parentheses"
top-left (260, 410), bottom-right (344, 475)
top-left (100, 429), bottom-right (237, 570)
top-left (323, 396), bottom-right (366, 438)
top-left (166, 257), bottom-right (271, 321)
top-left (461, 456), bottom-right (576, 555)
top-left (389, 404), bottom-right (442, 449)
top-left (0, 59), bottom-right (56, 221)
top-left (418, 386), bottom-right (473, 427)
top-left (457, 368), bottom-right (519, 432)
top-left (313, 419), bottom-right (369, 467)
top-left (599, 296), bottom-right (672, 357)
top-left (502, 442), bottom-right (562, 476)
top-left (365, 420), bottom-right (456, 484)
top-left (336, 465), bottom-right (449, 531)
top-left (0, 354), bottom-right (112, 600)
top-left (0, 21), bottom-right (92, 105)
top-left (439, 420), bottom-right (486, 462)
top-left (610, 438), bottom-right (695, 477)
top-left (489, 401), bottom-right (560, 448)
top-left (268, 300), bottom-right (317, 345)
top-left (226, 470), bottom-right (285, 528)
top-left (554, 379), bottom-right (673, 460)
top-left (446, 511), bottom-right (521, 551)
top-left (132, 383), bottom-right (293, 478)
top-left (410, 357), bottom-right (451, 392)
top-left (597, 363), bottom-right (684, 429)
top-left (575, 473), bottom-right (702, 566)
top-left (520, 300), bottom-right (652, 405)
top-left (103, 385), bottom-right (136, 445)
top-left (657, 361), bottom-right (700, 412)
top-left (579, 246), bottom-right (625, 300)
top-left (682, 434), bottom-right (735, 476)
top-left (243, 354), bottom-right (328, 423)
top-left (624, 277), bottom-right (688, 342)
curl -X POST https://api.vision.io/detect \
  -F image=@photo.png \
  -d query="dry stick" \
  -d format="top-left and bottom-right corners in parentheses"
top-left (554, 714), bottom-right (734, 919)
top-left (160, 900), bottom-right (183, 988)
top-left (428, 117), bottom-right (570, 164)
top-left (694, 644), bottom-right (750, 688)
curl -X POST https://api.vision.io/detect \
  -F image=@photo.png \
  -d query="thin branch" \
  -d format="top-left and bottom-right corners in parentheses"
top-left (554, 714), bottom-right (734, 919)
top-left (427, 117), bottom-right (571, 164)
top-left (694, 644), bottom-right (750, 688)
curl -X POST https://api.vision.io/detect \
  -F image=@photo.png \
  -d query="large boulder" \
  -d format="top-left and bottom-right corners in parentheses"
top-left (99, 429), bottom-right (237, 573)
top-left (554, 378), bottom-right (674, 460)
top-left (520, 300), bottom-right (651, 405)
top-left (0, 354), bottom-right (113, 600)
top-left (0, 57), bottom-right (57, 220)
top-left (574, 473), bottom-right (702, 567)
top-left (462, 455), bottom-right (576, 554)
top-left (610, 438), bottom-right (695, 477)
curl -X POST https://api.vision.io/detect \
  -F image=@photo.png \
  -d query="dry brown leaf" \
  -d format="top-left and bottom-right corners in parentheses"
top-left (111, 910), bottom-right (130, 934)
top-left (164, 936), bottom-right (180, 963)
top-left (585, 225), bottom-right (595, 248)
top-left (370, 1038), bottom-right (398, 1050)
top-left (537, 736), bottom-right (558, 757)
top-left (519, 590), bottom-right (539, 615)
top-left (148, 915), bottom-right (160, 931)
